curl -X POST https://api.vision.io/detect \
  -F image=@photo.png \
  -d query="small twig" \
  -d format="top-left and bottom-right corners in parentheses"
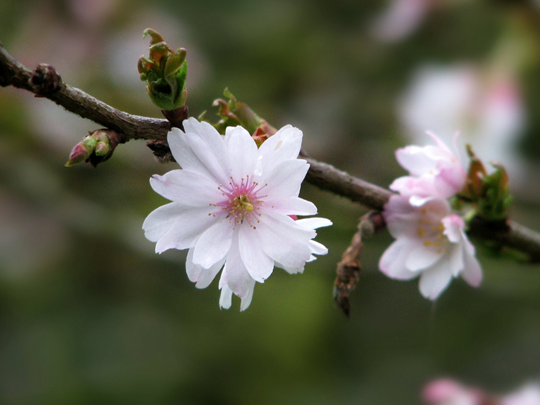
top-left (334, 212), bottom-right (386, 317)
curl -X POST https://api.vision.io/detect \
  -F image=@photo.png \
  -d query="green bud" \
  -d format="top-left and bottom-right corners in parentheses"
top-left (139, 28), bottom-right (188, 111)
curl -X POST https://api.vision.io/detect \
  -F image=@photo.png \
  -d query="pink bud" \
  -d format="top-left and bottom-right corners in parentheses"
top-left (65, 137), bottom-right (96, 167)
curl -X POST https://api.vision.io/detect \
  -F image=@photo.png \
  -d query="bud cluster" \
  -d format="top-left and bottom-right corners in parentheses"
top-left (138, 28), bottom-right (188, 111)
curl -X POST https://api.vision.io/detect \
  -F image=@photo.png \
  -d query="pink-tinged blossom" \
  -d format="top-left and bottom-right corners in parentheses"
top-left (143, 118), bottom-right (331, 311)
top-left (398, 64), bottom-right (524, 183)
top-left (502, 383), bottom-right (540, 405)
top-left (379, 195), bottom-right (482, 300)
top-left (390, 131), bottom-right (467, 206)
top-left (423, 379), bottom-right (486, 405)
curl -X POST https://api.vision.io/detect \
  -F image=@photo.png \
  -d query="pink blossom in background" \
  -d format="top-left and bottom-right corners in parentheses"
top-left (379, 195), bottom-right (482, 300)
top-left (422, 379), bottom-right (486, 405)
top-left (398, 64), bottom-right (524, 183)
top-left (369, 0), bottom-right (429, 42)
top-left (390, 131), bottom-right (467, 206)
top-left (502, 383), bottom-right (540, 405)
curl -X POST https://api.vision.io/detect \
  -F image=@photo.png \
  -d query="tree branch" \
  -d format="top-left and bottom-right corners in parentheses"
top-left (1, 42), bottom-right (540, 262)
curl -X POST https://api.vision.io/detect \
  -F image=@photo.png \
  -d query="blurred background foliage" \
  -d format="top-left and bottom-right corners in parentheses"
top-left (1, 0), bottom-right (540, 404)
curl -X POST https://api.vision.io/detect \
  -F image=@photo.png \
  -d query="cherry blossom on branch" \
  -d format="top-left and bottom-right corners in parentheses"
top-left (142, 118), bottom-right (331, 310)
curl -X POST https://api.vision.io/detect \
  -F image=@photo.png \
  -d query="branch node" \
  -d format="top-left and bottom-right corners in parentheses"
top-left (30, 63), bottom-right (62, 95)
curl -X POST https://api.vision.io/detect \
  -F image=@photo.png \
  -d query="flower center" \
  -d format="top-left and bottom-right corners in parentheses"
top-left (416, 208), bottom-right (450, 254)
top-left (212, 175), bottom-right (267, 229)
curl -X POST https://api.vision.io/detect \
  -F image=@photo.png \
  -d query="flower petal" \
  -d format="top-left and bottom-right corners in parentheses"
top-left (379, 239), bottom-right (418, 280)
top-left (258, 125), bottom-right (302, 171)
top-left (262, 196), bottom-right (317, 216)
top-left (183, 130), bottom-right (229, 185)
top-left (150, 169), bottom-right (221, 205)
top-left (167, 127), bottom-right (209, 175)
top-left (257, 211), bottom-right (314, 269)
top-left (225, 126), bottom-right (258, 180)
top-left (405, 245), bottom-right (444, 272)
top-left (308, 240), bottom-right (328, 256)
top-left (186, 248), bottom-right (225, 289)
top-left (183, 118), bottom-right (229, 172)
top-left (219, 284), bottom-right (233, 309)
top-left (461, 248), bottom-right (482, 287)
top-left (240, 283), bottom-right (255, 311)
top-left (418, 260), bottom-right (454, 300)
top-left (143, 202), bottom-right (185, 242)
top-left (295, 217), bottom-right (333, 230)
top-left (154, 206), bottom-right (219, 253)
top-left (192, 219), bottom-right (234, 269)
top-left (239, 224), bottom-right (275, 282)
top-left (263, 159), bottom-right (309, 198)
top-left (219, 233), bottom-right (256, 300)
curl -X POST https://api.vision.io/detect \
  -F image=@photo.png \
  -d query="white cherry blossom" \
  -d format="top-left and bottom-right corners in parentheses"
top-left (379, 195), bottom-right (482, 300)
top-left (143, 118), bottom-right (331, 310)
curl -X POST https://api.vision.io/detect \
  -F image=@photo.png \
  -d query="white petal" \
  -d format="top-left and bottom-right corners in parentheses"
top-left (258, 125), bottom-right (302, 170)
top-left (225, 126), bottom-right (258, 180)
top-left (418, 260), bottom-right (453, 300)
top-left (275, 261), bottom-right (305, 274)
top-left (295, 217), bottom-right (333, 230)
top-left (186, 248), bottom-right (225, 289)
top-left (183, 130), bottom-right (229, 185)
top-left (379, 239), bottom-right (418, 280)
top-left (219, 284), bottom-right (233, 309)
top-left (262, 196), bottom-right (317, 216)
top-left (167, 127), bottom-right (209, 175)
top-left (257, 211), bottom-right (314, 269)
top-left (263, 159), bottom-right (309, 197)
top-left (192, 220), bottom-right (234, 268)
top-left (220, 233), bottom-right (257, 299)
top-left (154, 206), bottom-right (219, 253)
top-left (238, 224), bottom-right (275, 282)
top-left (240, 282), bottom-right (256, 311)
top-left (461, 248), bottom-right (482, 287)
top-left (308, 240), bottom-right (328, 256)
top-left (183, 118), bottom-right (229, 172)
top-left (143, 202), bottom-right (185, 242)
top-left (405, 245), bottom-right (444, 272)
top-left (149, 170), bottom-right (221, 205)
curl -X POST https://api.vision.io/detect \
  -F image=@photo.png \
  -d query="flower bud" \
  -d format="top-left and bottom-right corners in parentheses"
top-left (139, 28), bottom-right (188, 111)
top-left (65, 136), bottom-right (97, 167)
top-left (65, 129), bottom-right (124, 168)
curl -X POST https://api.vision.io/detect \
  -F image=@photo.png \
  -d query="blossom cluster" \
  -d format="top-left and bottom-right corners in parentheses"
top-left (379, 132), bottom-right (482, 300)
top-left (143, 118), bottom-right (330, 310)
top-left (423, 378), bottom-right (540, 405)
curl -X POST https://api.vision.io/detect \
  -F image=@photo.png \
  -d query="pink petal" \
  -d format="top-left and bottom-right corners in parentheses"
top-left (379, 239), bottom-right (418, 280)
top-left (461, 249), bottom-right (482, 287)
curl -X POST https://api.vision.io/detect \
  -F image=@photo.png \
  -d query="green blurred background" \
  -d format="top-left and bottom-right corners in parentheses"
top-left (2, 0), bottom-right (540, 404)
